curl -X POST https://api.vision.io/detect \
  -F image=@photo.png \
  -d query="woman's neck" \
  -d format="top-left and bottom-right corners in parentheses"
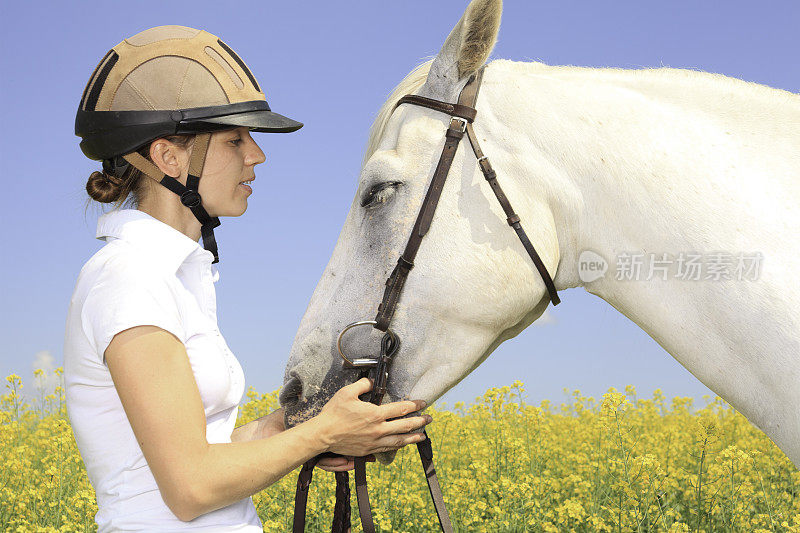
top-left (137, 194), bottom-right (202, 243)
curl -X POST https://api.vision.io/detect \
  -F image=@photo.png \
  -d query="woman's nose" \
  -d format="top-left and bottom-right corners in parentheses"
top-left (246, 137), bottom-right (266, 166)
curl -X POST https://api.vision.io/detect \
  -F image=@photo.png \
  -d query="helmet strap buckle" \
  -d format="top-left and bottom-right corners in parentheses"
top-left (180, 189), bottom-right (202, 208)
top-left (102, 156), bottom-right (130, 179)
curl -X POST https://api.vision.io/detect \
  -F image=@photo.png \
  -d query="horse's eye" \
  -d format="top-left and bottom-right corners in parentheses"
top-left (361, 181), bottom-right (402, 208)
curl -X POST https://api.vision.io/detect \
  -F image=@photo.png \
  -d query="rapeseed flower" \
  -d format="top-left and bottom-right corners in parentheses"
top-left (2, 369), bottom-right (797, 531)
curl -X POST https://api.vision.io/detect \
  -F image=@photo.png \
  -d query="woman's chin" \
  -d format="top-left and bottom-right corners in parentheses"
top-left (208, 201), bottom-right (247, 218)
top-left (234, 187), bottom-right (252, 215)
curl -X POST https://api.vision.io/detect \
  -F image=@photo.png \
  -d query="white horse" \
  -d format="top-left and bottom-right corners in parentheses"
top-left (281, 0), bottom-right (800, 469)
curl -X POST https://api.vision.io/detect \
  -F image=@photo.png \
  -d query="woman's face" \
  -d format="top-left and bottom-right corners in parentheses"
top-left (196, 127), bottom-right (266, 217)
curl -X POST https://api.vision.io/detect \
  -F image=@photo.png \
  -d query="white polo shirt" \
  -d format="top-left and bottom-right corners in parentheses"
top-left (64, 208), bottom-right (263, 532)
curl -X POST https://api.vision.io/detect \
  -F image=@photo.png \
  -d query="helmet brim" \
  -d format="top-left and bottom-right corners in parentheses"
top-left (77, 101), bottom-right (303, 160)
top-left (191, 109), bottom-right (303, 133)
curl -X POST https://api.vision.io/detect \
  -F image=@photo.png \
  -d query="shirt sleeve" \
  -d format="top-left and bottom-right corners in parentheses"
top-left (81, 255), bottom-right (186, 366)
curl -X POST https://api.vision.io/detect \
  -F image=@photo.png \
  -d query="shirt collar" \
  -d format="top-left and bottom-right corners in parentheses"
top-left (96, 209), bottom-right (217, 275)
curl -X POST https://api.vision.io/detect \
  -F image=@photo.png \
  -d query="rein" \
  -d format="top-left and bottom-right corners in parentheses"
top-left (292, 65), bottom-right (560, 532)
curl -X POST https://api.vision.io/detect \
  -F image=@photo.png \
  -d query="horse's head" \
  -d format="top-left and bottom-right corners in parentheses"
top-left (281, 0), bottom-right (562, 455)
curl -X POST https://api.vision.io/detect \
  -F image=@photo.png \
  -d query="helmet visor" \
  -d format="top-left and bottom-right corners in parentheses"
top-left (188, 109), bottom-right (303, 133)
top-left (77, 100), bottom-right (302, 160)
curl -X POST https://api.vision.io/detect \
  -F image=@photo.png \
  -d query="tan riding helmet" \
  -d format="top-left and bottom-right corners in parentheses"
top-left (75, 25), bottom-right (303, 263)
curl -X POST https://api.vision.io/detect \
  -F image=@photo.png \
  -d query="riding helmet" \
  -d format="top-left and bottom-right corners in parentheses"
top-left (75, 25), bottom-right (303, 263)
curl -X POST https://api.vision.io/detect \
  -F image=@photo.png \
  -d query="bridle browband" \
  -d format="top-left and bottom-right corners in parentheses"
top-left (293, 65), bottom-right (560, 533)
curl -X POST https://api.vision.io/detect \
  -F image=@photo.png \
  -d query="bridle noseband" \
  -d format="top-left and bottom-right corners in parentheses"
top-left (293, 65), bottom-right (561, 533)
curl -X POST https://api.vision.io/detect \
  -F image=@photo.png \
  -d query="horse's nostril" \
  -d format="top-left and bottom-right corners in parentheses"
top-left (279, 374), bottom-right (303, 407)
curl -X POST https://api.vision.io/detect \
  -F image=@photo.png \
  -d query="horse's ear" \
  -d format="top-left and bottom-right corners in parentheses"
top-left (421, 0), bottom-right (502, 101)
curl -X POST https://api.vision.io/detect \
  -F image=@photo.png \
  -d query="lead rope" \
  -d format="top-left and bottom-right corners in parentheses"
top-left (294, 332), bottom-right (402, 533)
top-left (347, 334), bottom-right (452, 533)
top-left (292, 457), bottom-right (318, 533)
top-left (331, 471), bottom-right (351, 533)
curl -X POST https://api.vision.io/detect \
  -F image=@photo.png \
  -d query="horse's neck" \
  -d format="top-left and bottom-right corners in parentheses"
top-left (480, 60), bottom-right (800, 435)
top-left (481, 59), bottom-right (798, 303)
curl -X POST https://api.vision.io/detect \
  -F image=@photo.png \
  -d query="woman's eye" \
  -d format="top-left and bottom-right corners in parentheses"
top-left (361, 181), bottom-right (402, 208)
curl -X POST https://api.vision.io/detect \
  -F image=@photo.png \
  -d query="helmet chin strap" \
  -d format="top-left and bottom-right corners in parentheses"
top-left (121, 132), bottom-right (222, 263)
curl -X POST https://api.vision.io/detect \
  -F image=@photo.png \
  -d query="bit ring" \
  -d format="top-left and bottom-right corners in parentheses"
top-left (337, 320), bottom-right (397, 368)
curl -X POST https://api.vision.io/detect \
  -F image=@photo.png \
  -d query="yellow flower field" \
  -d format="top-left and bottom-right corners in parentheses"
top-left (2, 370), bottom-right (798, 532)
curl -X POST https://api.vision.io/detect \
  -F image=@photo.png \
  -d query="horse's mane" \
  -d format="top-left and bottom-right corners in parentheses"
top-left (510, 59), bottom-right (800, 124)
top-left (363, 57), bottom-right (799, 167)
top-left (363, 59), bottom-right (434, 166)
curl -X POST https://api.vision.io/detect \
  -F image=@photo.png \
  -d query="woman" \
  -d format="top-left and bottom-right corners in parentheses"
top-left (64, 25), bottom-right (432, 531)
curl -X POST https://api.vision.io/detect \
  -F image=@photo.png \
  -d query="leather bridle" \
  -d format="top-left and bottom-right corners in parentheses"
top-left (292, 65), bottom-right (561, 533)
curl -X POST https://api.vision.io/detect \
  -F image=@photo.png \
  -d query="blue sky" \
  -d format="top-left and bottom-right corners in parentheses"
top-left (1, 1), bottom-right (797, 410)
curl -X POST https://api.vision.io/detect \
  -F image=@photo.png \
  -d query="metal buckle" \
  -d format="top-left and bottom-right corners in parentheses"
top-left (180, 190), bottom-right (202, 208)
top-left (450, 116), bottom-right (468, 133)
top-left (102, 156), bottom-right (130, 179)
top-left (337, 320), bottom-right (398, 368)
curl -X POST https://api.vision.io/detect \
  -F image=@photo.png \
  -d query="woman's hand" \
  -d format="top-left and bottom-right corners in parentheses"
top-left (312, 377), bottom-right (432, 458)
top-left (316, 454), bottom-right (375, 472)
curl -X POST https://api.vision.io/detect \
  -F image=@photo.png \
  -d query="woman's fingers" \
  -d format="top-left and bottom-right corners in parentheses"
top-left (343, 377), bottom-right (373, 397)
top-left (317, 455), bottom-right (354, 472)
top-left (316, 454), bottom-right (376, 471)
top-left (378, 399), bottom-right (427, 420)
top-left (369, 431), bottom-right (427, 453)
top-left (379, 414), bottom-right (432, 436)
top-left (317, 460), bottom-right (354, 472)
top-left (317, 456), bottom-right (350, 467)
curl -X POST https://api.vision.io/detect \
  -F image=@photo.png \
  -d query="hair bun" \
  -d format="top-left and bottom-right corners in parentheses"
top-left (86, 170), bottom-right (124, 203)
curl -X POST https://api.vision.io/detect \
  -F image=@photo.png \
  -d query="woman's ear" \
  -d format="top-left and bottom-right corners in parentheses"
top-left (149, 138), bottom-right (187, 179)
top-left (420, 0), bottom-right (502, 102)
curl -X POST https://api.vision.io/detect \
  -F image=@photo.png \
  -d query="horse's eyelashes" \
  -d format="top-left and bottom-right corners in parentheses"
top-left (361, 181), bottom-right (403, 208)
